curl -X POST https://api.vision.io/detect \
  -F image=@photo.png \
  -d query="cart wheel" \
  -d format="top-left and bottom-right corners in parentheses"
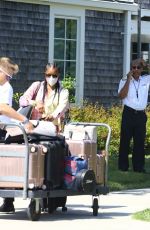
top-left (92, 198), bottom-right (99, 216)
top-left (27, 199), bottom-right (41, 221)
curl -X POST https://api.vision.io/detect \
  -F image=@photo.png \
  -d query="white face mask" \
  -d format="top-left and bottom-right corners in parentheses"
top-left (46, 76), bottom-right (58, 86)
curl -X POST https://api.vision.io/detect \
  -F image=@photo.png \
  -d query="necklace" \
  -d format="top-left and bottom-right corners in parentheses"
top-left (133, 79), bottom-right (140, 99)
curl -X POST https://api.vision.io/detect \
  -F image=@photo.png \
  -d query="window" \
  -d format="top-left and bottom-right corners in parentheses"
top-left (132, 42), bottom-right (150, 64)
top-left (49, 6), bottom-right (85, 104)
top-left (54, 18), bottom-right (77, 80)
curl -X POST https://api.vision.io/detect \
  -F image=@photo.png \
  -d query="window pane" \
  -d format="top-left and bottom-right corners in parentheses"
top-left (54, 39), bottom-right (65, 59)
top-left (54, 60), bottom-right (64, 80)
top-left (132, 43), bottom-right (137, 53)
top-left (132, 54), bottom-right (137, 60)
top-left (54, 18), bottom-right (77, 78)
top-left (65, 61), bottom-right (76, 76)
top-left (54, 18), bottom-right (65, 38)
top-left (142, 43), bottom-right (149, 51)
top-left (66, 40), bottom-right (76, 60)
top-left (66, 19), bottom-right (77, 39)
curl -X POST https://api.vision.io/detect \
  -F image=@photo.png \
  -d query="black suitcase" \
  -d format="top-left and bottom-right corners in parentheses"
top-left (41, 135), bottom-right (69, 189)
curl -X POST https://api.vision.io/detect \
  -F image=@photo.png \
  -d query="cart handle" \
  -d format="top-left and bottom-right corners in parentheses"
top-left (0, 122), bottom-right (29, 199)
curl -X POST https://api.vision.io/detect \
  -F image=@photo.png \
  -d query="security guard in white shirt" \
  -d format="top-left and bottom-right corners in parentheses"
top-left (118, 58), bottom-right (150, 173)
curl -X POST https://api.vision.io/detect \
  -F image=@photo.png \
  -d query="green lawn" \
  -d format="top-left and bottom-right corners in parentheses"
top-left (108, 155), bottom-right (150, 191)
top-left (107, 155), bottom-right (150, 222)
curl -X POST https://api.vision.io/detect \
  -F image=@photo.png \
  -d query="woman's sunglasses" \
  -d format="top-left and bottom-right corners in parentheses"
top-left (45, 74), bottom-right (58, 78)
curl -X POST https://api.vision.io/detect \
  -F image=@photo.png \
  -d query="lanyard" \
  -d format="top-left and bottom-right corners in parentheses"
top-left (133, 79), bottom-right (140, 99)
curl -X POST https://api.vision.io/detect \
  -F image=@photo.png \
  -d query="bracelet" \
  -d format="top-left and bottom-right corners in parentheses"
top-left (21, 118), bottom-right (29, 125)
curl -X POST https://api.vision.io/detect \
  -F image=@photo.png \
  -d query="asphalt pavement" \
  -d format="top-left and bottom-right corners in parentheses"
top-left (0, 188), bottom-right (150, 229)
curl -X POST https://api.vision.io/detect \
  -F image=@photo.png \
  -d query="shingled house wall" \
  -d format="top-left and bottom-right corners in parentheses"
top-left (0, 0), bottom-right (49, 104)
top-left (134, 0), bottom-right (150, 9)
top-left (84, 10), bottom-right (124, 106)
top-left (0, 0), bottom-right (140, 107)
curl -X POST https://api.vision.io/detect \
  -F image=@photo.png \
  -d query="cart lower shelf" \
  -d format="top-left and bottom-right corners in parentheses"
top-left (0, 185), bottom-right (109, 221)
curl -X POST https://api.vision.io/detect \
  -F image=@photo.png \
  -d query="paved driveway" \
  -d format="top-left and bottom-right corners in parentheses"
top-left (0, 188), bottom-right (150, 229)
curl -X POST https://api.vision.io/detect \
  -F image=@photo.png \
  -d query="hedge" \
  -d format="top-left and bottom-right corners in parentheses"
top-left (13, 91), bottom-right (150, 156)
top-left (69, 102), bottom-right (150, 156)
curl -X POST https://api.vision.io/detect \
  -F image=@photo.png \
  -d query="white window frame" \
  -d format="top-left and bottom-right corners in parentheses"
top-left (49, 5), bottom-right (85, 105)
top-left (53, 17), bottom-right (78, 78)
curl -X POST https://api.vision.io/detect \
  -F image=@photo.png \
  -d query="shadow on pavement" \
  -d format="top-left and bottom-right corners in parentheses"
top-left (113, 188), bottom-right (150, 196)
top-left (0, 204), bottom-right (130, 222)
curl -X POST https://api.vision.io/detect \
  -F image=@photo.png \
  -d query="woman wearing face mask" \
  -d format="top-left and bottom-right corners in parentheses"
top-left (19, 63), bottom-right (69, 132)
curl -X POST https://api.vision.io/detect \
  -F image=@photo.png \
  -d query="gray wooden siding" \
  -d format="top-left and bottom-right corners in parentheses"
top-left (0, 0), bottom-right (49, 100)
top-left (135, 0), bottom-right (150, 9)
top-left (84, 10), bottom-right (124, 107)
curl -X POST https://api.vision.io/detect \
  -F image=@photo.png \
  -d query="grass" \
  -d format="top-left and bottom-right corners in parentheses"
top-left (132, 209), bottom-right (150, 222)
top-left (108, 155), bottom-right (150, 222)
top-left (108, 155), bottom-right (150, 191)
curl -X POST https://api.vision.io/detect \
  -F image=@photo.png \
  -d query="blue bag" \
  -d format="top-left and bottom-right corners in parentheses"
top-left (64, 156), bottom-right (88, 176)
top-left (64, 156), bottom-right (88, 190)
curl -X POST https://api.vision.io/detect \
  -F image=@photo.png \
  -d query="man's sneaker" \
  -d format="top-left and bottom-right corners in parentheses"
top-left (0, 202), bottom-right (15, 213)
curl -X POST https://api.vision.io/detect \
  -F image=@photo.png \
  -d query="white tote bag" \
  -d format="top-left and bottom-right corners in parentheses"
top-left (6, 120), bottom-right (57, 137)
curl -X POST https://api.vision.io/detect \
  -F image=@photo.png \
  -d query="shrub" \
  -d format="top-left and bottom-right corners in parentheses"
top-left (61, 75), bottom-right (76, 103)
top-left (13, 92), bottom-right (23, 109)
top-left (13, 90), bottom-right (150, 157)
top-left (70, 103), bottom-right (150, 156)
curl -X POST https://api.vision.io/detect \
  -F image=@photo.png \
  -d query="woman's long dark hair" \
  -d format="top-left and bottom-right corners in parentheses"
top-left (42, 63), bottom-right (60, 103)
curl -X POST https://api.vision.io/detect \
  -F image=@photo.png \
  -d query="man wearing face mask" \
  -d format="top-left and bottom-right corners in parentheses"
top-left (19, 63), bottom-right (69, 132)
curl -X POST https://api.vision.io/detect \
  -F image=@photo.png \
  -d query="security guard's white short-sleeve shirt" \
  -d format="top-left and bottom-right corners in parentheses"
top-left (118, 75), bottom-right (150, 110)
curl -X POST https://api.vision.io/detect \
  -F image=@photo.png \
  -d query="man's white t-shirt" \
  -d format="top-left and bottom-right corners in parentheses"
top-left (0, 81), bottom-right (13, 123)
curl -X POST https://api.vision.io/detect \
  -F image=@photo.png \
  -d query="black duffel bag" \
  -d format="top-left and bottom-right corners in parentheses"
top-left (64, 169), bottom-right (96, 193)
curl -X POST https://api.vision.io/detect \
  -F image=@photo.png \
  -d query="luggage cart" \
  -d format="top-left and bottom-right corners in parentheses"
top-left (0, 121), bottom-right (111, 221)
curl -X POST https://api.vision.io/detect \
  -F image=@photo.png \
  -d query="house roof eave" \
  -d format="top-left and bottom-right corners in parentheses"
top-left (45, 0), bottom-right (138, 12)
top-left (6, 0), bottom-right (138, 12)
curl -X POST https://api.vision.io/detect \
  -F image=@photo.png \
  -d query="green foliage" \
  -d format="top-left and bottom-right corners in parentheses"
top-left (132, 209), bottom-right (150, 222)
top-left (13, 92), bottom-right (23, 109)
top-left (12, 95), bottom-right (150, 158)
top-left (70, 103), bottom-right (122, 155)
top-left (108, 155), bottom-right (150, 191)
top-left (13, 92), bottom-right (23, 104)
top-left (70, 103), bottom-right (150, 156)
top-left (61, 75), bottom-right (76, 103)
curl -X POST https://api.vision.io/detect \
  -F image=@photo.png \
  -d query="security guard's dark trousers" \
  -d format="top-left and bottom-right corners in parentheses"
top-left (118, 105), bottom-right (147, 172)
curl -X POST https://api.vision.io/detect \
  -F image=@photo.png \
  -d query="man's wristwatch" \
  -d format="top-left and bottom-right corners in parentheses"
top-left (21, 118), bottom-right (29, 125)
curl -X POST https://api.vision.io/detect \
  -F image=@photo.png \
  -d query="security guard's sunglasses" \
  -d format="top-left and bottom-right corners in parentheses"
top-left (132, 65), bottom-right (142, 70)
